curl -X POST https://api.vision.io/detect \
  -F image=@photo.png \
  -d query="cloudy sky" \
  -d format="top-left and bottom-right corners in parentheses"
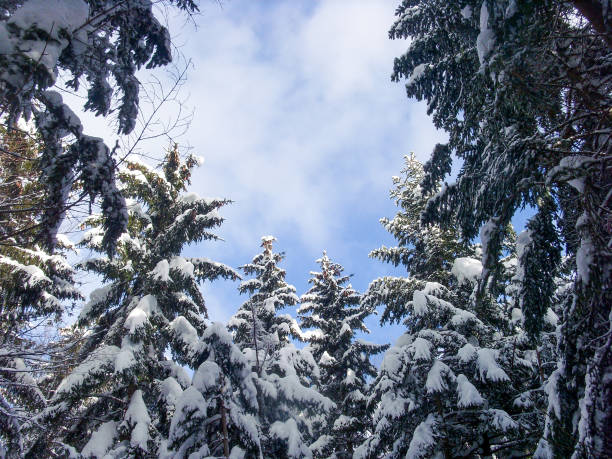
top-left (171, 0), bottom-right (451, 348)
top-left (71, 0), bottom-right (448, 350)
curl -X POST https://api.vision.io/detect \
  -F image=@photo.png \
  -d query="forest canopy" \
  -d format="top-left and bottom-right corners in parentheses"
top-left (0, 0), bottom-right (610, 458)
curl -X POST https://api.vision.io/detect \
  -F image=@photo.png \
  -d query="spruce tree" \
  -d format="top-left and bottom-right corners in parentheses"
top-left (229, 237), bottom-right (333, 458)
top-left (356, 156), bottom-right (546, 458)
top-left (33, 146), bottom-right (238, 457)
top-left (0, 0), bottom-right (200, 254)
top-left (0, 126), bottom-right (81, 456)
top-left (298, 252), bottom-right (387, 458)
top-left (166, 322), bottom-right (263, 458)
top-left (390, 1), bottom-right (611, 454)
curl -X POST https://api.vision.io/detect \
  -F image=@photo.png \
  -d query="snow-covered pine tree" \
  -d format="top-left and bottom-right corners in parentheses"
top-left (389, 2), bottom-right (611, 454)
top-left (229, 237), bottom-right (333, 458)
top-left (0, 0), bottom-right (200, 254)
top-left (356, 155), bottom-right (547, 458)
top-left (0, 125), bottom-right (81, 456)
top-left (165, 322), bottom-right (263, 459)
top-left (298, 252), bottom-right (387, 458)
top-left (32, 145), bottom-right (238, 458)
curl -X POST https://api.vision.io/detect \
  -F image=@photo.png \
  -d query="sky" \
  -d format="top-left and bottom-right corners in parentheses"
top-left (68, 0), bottom-right (449, 354)
top-left (172, 0), bottom-right (447, 347)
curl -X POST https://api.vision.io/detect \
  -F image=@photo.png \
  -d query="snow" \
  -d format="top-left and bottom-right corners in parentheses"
top-left (169, 256), bottom-right (195, 278)
top-left (339, 322), bottom-right (352, 336)
top-left (4, 0), bottom-right (89, 81)
top-left (450, 309), bottom-right (478, 326)
top-left (125, 390), bottom-right (151, 452)
top-left (412, 290), bottom-right (429, 316)
top-left (451, 257), bottom-right (483, 286)
top-left (115, 336), bottom-right (139, 373)
top-left (169, 387), bottom-right (208, 442)
top-left (476, 1), bottom-right (496, 66)
top-left (407, 63), bottom-right (429, 87)
top-left (511, 307), bottom-right (523, 324)
top-left (544, 366), bottom-right (562, 420)
top-left (406, 414), bottom-right (436, 459)
top-left (319, 351), bottom-right (336, 366)
top-left (486, 409), bottom-right (518, 431)
top-left (56, 233), bottom-right (76, 250)
top-left (192, 360), bottom-right (221, 392)
top-left (409, 337), bottom-right (432, 361)
top-left (0, 256), bottom-right (50, 288)
top-left (81, 421), bottom-right (118, 458)
top-left (79, 284), bottom-right (113, 320)
top-left (55, 345), bottom-right (120, 397)
top-left (169, 316), bottom-right (199, 353)
top-left (576, 227), bottom-right (594, 283)
top-left (179, 192), bottom-right (200, 204)
top-left (426, 360), bottom-right (454, 393)
top-left (476, 348), bottom-right (510, 382)
top-left (456, 374), bottom-right (484, 407)
top-left (229, 446), bottom-right (246, 459)
top-left (460, 5), bottom-right (472, 19)
top-left (269, 419), bottom-right (312, 459)
top-left (150, 259), bottom-right (171, 282)
top-left (545, 308), bottom-right (559, 326)
top-left (394, 333), bottom-right (412, 348)
top-left (124, 295), bottom-right (159, 334)
top-left (534, 439), bottom-right (554, 458)
top-left (343, 368), bottom-right (357, 386)
top-left (159, 377), bottom-right (183, 408)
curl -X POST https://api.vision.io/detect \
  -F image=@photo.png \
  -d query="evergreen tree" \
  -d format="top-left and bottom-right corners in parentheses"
top-left (298, 252), bottom-right (387, 458)
top-left (33, 146), bottom-right (238, 457)
top-left (166, 322), bottom-right (263, 459)
top-left (356, 156), bottom-right (547, 458)
top-left (389, 1), bottom-right (611, 454)
top-left (0, 0), bottom-right (200, 254)
top-left (0, 125), bottom-right (81, 456)
top-left (229, 237), bottom-right (333, 458)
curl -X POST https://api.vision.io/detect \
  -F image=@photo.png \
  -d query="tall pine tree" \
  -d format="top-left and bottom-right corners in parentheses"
top-left (34, 146), bottom-right (238, 457)
top-left (298, 252), bottom-right (387, 458)
top-left (229, 237), bottom-right (333, 458)
top-left (165, 322), bottom-right (263, 458)
top-left (389, 1), bottom-right (611, 454)
top-left (357, 155), bottom-right (547, 458)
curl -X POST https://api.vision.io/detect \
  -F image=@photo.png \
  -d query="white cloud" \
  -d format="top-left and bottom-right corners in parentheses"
top-left (65, 1), bottom-right (448, 335)
top-left (176, 0), bottom-right (445, 259)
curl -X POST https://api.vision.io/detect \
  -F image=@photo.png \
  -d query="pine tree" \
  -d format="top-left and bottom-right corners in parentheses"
top-left (0, 125), bottom-right (81, 456)
top-left (389, 1), bottom-right (611, 454)
top-left (229, 237), bottom-right (333, 458)
top-left (33, 146), bottom-right (238, 457)
top-left (0, 0), bottom-right (200, 254)
top-left (298, 252), bottom-right (387, 458)
top-left (166, 322), bottom-right (263, 459)
top-left (356, 156), bottom-right (547, 458)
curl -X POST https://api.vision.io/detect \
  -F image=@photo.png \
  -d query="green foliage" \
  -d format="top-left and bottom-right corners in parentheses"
top-left (35, 146), bottom-right (237, 457)
top-left (299, 252), bottom-right (387, 458)
top-left (390, 1), bottom-right (612, 455)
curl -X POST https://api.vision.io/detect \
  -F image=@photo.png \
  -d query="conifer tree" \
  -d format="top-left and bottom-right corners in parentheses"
top-left (0, 126), bottom-right (81, 456)
top-left (229, 237), bottom-right (333, 458)
top-left (33, 146), bottom-right (238, 457)
top-left (389, 2), bottom-right (611, 454)
top-left (298, 252), bottom-right (386, 458)
top-left (357, 156), bottom-right (547, 458)
top-left (166, 322), bottom-right (263, 459)
top-left (0, 0), bottom-right (200, 254)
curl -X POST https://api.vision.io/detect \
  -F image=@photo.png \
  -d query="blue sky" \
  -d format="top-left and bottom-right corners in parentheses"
top-left (171, 0), bottom-right (448, 349)
top-left (68, 0), bottom-right (449, 353)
